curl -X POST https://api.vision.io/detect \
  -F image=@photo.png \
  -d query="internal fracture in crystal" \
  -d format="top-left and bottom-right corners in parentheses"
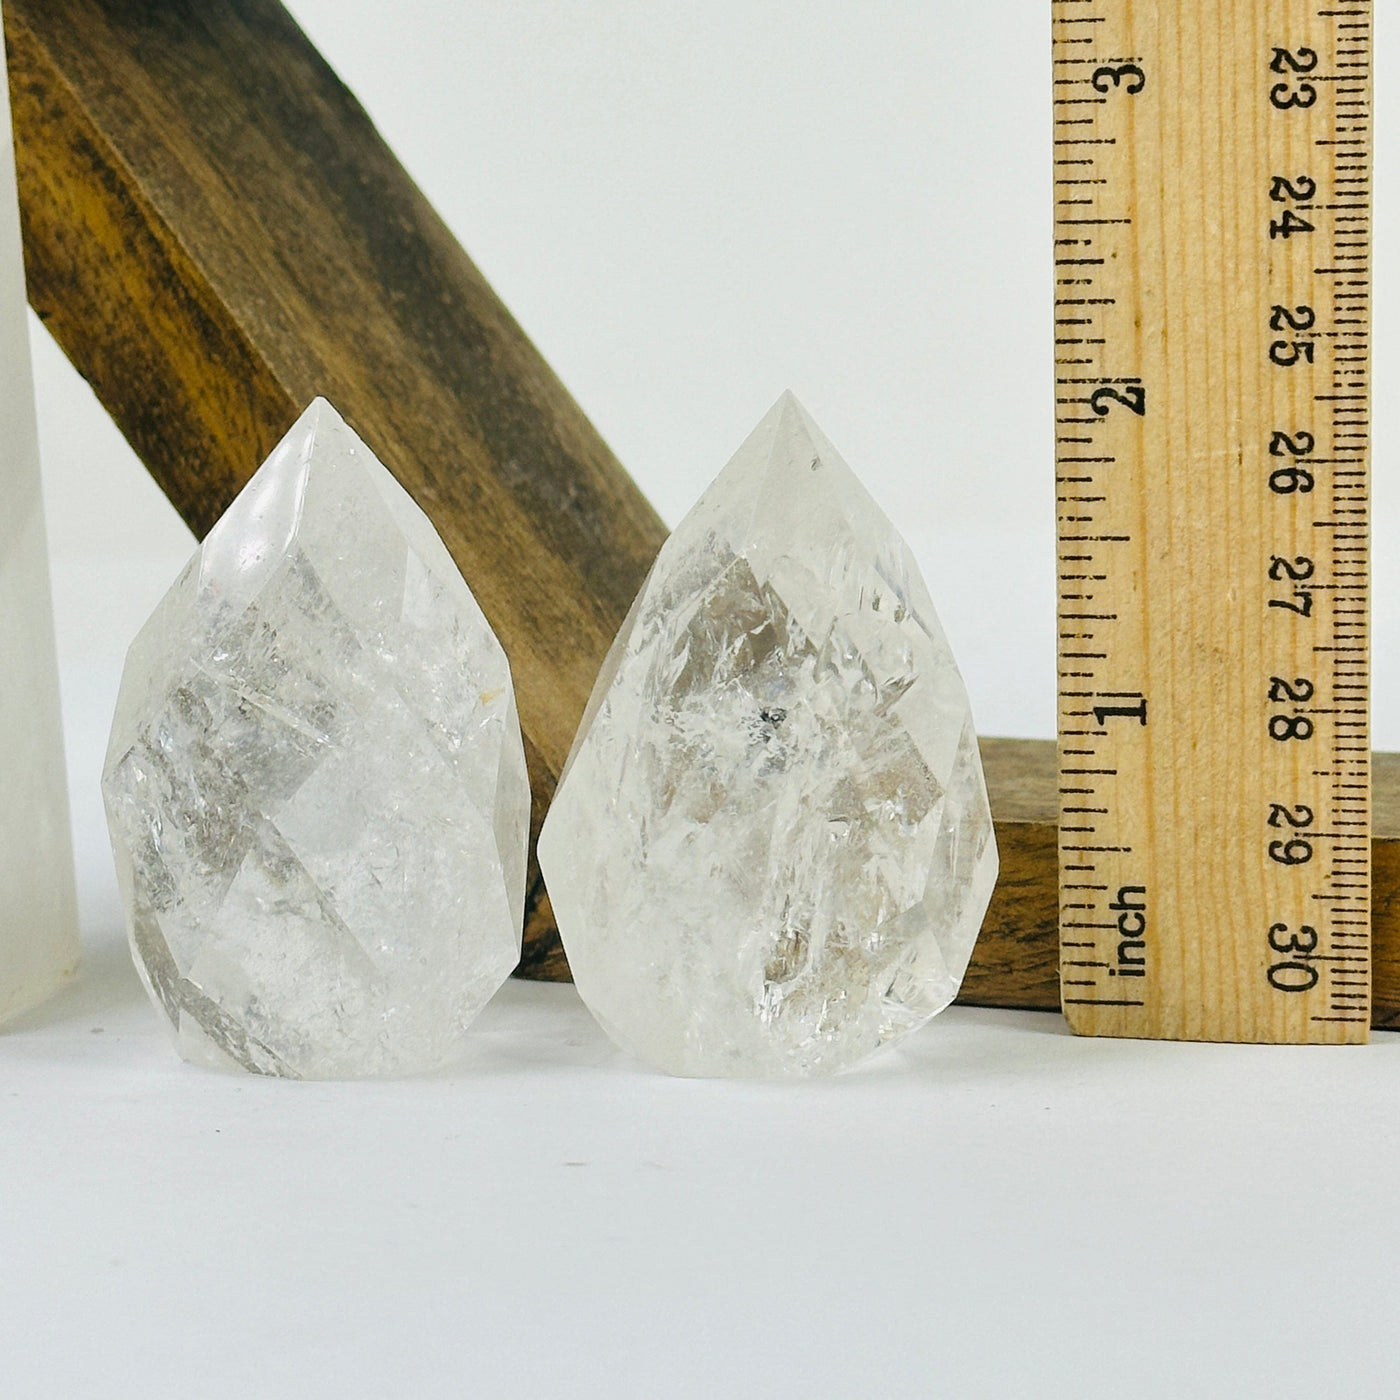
top-left (539, 392), bottom-right (997, 1077)
top-left (102, 399), bottom-right (528, 1077)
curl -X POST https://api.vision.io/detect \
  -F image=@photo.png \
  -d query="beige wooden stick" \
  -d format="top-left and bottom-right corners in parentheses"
top-left (1051, 1), bottom-right (1371, 1041)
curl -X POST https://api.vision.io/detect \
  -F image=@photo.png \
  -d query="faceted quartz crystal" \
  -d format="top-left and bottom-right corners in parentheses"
top-left (0, 48), bottom-right (80, 1024)
top-left (540, 393), bottom-right (997, 1077)
top-left (103, 399), bottom-right (528, 1077)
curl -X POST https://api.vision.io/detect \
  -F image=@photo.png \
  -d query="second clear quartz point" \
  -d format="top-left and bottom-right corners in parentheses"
top-left (540, 392), bottom-right (998, 1077)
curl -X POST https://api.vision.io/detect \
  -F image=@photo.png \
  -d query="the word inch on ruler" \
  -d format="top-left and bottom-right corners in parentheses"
top-left (1052, 0), bottom-right (1371, 1042)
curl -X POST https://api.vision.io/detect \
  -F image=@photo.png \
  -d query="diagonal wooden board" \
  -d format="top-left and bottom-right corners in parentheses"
top-left (8, 3), bottom-right (1389, 1014)
top-left (4, 0), bottom-right (667, 978)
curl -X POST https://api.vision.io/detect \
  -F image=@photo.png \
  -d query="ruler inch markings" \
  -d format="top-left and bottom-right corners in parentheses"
top-left (1052, 0), bottom-right (1371, 1043)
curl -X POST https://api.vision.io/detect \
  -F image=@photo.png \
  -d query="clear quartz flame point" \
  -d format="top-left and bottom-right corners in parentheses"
top-left (102, 399), bottom-right (528, 1077)
top-left (539, 392), bottom-right (997, 1077)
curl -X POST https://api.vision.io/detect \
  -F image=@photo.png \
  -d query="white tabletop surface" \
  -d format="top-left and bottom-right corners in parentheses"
top-left (7, 2), bottom-right (1400, 1395)
top-left (9, 927), bottom-right (1400, 1399)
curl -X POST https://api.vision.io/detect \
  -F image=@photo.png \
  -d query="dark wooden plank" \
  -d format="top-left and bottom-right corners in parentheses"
top-left (962, 739), bottom-right (1061, 1014)
top-left (5, 0), bottom-right (667, 978)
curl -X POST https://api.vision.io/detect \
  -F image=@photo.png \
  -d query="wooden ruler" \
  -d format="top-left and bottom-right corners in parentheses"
top-left (1052, 0), bottom-right (1371, 1041)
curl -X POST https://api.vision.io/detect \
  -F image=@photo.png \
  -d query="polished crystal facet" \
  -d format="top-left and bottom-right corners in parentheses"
top-left (0, 52), bottom-right (79, 1024)
top-left (102, 399), bottom-right (528, 1078)
top-left (540, 392), bottom-right (997, 1078)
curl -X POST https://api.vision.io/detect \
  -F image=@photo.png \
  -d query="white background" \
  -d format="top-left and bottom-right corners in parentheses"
top-left (7, 2), bottom-right (1400, 1396)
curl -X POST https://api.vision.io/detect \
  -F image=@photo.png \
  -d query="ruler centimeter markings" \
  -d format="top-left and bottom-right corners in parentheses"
top-left (1052, 0), bottom-right (1371, 1042)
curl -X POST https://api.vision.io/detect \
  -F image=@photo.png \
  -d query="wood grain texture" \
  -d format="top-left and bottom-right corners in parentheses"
top-left (4, 0), bottom-right (667, 977)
